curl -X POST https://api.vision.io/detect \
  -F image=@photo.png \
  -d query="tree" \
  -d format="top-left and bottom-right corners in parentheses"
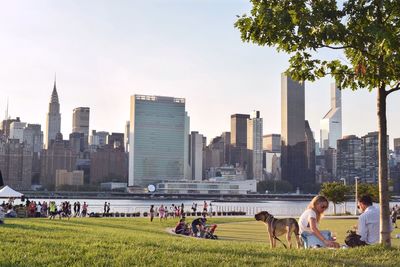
top-left (235, 0), bottom-right (399, 247)
top-left (320, 182), bottom-right (349, 215)
top-left (356, 183), bottom-right (380, 203)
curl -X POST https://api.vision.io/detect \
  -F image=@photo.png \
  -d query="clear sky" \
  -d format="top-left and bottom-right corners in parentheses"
top-left (1, 0), bottom-right (399, 148)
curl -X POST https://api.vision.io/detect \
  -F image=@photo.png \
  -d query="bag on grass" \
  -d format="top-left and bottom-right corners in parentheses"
top-left (344, 230), bottom-right (367, 247)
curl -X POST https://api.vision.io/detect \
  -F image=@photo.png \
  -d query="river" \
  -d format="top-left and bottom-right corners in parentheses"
top-left (13, 198), bottom-right (400, 217)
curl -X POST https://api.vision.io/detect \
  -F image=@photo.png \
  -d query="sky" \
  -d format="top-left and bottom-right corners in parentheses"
top-left (1, 0), bottom-right (400, 148)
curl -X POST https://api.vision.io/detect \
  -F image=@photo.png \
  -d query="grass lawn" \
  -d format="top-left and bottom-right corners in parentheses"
top-left (0, 217), bottom-right (399, 266)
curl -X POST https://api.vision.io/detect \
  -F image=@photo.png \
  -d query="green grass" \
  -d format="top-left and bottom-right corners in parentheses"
top-left (0, 217), bottom-right (399, 266)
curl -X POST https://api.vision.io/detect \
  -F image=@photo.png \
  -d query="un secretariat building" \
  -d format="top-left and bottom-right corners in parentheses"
top-left (129, 95), bottom-right (189, 187)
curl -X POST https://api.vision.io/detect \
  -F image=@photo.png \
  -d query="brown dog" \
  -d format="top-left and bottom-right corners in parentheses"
top-left (255, 211), bottom-right (302, 248)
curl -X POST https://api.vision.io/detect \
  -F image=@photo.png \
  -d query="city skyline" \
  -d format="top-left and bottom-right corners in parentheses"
top-left (2, 1), bottom-right (400, 147)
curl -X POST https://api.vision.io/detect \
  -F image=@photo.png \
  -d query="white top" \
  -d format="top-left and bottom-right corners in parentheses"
top-left (36, 204), bottom-right (41, 213)
top-left (299, 209), bottom-right (317, 234)
top-left (358, 205), bottom-right (380, 244)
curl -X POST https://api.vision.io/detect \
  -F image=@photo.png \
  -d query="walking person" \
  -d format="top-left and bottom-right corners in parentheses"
top-left (107, 203), bottom-right (111, 214)
top-left (203, 201), bottom-right (208, 216)
top-left (36, 202), bottom-right (42, 218)
top-left (77, 201), bottom-right (81, 217)
top-left (180, 203), bottom-right (185, 218)
top-left (49, 201), bottom-right (57, 220)
top-left (73, 202), bottom-right (77, 217)
top-left (103, 202), bottom-right (107, 217)
top-left (82, 202), bottom-right (88, 217)
top-left (209, 203), bottom-right (213, 217)
top-left (150, 205), bottom-right (155, 222)
top-left (391, 206), bottom-right (398, 229)
top-left (159, 205), bottom-right (165, 221)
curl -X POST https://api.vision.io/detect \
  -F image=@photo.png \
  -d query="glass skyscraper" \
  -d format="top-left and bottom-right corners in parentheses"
top-left (129, 95), bottom-right (188, 187)
top-left (281, 74), bottom-right (307, 190)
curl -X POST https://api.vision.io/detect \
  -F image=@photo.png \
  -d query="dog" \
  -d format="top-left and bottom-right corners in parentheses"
top-left (255, 211), bottom-right (302, 248)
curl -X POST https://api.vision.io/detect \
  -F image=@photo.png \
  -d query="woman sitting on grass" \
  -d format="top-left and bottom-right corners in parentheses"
top-left (299, 195), bottom-right (340, 248)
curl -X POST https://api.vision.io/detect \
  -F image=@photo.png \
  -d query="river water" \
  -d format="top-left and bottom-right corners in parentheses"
top-left (16, 198), bottom-right (400, 217)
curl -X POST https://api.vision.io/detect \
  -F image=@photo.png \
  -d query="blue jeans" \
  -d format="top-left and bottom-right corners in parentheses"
top-left (301, 231), bottom-right (333, 248)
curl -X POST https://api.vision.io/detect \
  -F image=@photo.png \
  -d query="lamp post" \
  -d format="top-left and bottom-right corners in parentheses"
top-left (354, 176), bottom-right (360, 215)
top-left (340, 177), bottom-right (347, 214)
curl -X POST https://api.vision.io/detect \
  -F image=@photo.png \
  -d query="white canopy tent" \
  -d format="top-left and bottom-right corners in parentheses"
top-left (0, 186), bottom-right (23, 198)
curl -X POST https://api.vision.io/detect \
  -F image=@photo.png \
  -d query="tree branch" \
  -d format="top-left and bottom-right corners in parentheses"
top-left (386, 82), bottom-right (400, 96)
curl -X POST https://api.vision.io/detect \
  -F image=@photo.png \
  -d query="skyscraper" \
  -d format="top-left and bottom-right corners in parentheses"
top-left (72, 107), bottom-right (90, 149)
top-left (247, 111), bottom-right (263, 181)
top-left (129, 95), bottom-right (187, 187)
top-left (45, 79), bottom-right (61, 149)
top-left (337, 135), bottom-right (362, 184)
top-left (320, 83), bottom-right (342, 150)
top-left (281, 73), bottom-right (306, 189)
top-left (231, 114), bottom-right (250, 148)
top-left (305, 120), bottom-right (316, 183)
top-left (190, 131), bottom-right (204, 181)
top-left (361, 131), bottom-right (389, 184)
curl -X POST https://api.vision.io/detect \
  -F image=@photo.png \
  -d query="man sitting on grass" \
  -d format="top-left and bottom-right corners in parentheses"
top-left (358, 195), bottom-right (385, 245)
top-left (348, 195), bottom-right (380, 246)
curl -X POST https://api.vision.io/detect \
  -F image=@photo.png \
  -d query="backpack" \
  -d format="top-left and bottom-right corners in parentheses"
top-left (344, 230), bottom-right (367, 247)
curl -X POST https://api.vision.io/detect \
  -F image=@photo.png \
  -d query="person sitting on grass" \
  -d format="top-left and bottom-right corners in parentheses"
top-left (191, 216), bottom-right (207, 237)
top-left (175, 217), bottom-right (191, 236)
top-left (299, 195), bottom-right (340, 248)
top-left (356, 195), bottom-right (380, 246)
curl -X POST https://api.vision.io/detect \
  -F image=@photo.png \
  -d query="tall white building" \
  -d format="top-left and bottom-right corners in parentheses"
top-left (320, 83), bottom-right (342, 150)
top-left (129, 95), bottom-right (188, 187)
top-left (190, 131), bottom-right (204, 181)
top-left (45, 80), bottom-right (61, 149)
top-left (247, 111), bottom-right (263, 181)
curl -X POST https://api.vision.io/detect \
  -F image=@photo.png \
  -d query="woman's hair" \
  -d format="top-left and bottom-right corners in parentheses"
top-left (307, 195), bottom-right (329, 222)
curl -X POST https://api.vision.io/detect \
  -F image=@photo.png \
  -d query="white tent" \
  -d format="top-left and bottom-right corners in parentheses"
top-left (0, 186), bottom-right (23, 198)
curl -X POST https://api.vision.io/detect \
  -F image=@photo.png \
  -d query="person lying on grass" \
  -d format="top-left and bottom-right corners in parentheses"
top-left (299, 195), bottom-right (340, 248)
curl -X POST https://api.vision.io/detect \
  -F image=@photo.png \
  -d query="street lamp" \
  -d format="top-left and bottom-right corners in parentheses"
top-left (340, 177), bottom-right (347, 214)
top-left (354, 176), bottom-right (360, 215)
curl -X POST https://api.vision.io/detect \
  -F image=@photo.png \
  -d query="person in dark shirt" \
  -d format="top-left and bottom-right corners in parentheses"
top-left (191, 217), bottom-right (206, 237)
top-left (175, 217), bottom-right (190, 235)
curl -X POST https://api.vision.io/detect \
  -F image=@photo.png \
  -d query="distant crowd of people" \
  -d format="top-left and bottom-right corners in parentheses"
top-left (0, 199), bottom-right (89, 222)
top-left (149, 201), bottom-right (213, 222)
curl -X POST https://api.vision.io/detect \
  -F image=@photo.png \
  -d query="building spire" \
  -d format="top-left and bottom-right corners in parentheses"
top-left (51, 74), bottom-right (59, 103)
top-left (54, 73), bottom-right (56, 91)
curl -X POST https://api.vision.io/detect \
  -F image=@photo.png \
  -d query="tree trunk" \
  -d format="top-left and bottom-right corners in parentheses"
top-left (377, 86), bottom-right (391, 247)
top-left (333, 203), bottom-right (336, 215)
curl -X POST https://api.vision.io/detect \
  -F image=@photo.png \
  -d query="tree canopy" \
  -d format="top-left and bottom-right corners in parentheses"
top-left (235, 0), bottom-right (400, 94)
top-left (320, 182), bottom-right (349, 214)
